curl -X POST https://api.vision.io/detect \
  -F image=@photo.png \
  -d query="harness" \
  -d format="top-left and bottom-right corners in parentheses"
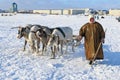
top-left (30, 31), bottom-right (39, 39)
top-left (30, 31), bottom-right (36, 33)
top-left (56, 27), bottom-right (65, 37)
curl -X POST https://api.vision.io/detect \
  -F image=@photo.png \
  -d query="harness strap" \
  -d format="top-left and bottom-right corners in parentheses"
top-left (31, 30), bottom-right (39, 36)
top-left (30, 31), bottom-right (36, 33)
top-left (56, 28), bottom-right (65, 37)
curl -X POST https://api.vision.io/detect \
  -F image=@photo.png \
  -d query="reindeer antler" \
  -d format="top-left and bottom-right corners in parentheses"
top-left (11, 26), bottom-right (21, 29)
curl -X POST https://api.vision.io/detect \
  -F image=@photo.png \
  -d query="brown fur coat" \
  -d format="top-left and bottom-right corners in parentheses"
top-left (79, 22), bottom-right (105, 60)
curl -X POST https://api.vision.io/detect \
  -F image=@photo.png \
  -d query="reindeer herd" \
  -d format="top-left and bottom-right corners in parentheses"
top-left (12, 24), bottom-right (80, 59)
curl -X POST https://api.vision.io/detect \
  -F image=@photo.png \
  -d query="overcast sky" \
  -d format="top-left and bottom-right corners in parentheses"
top-left (0, 0), bottom-right (120, 10)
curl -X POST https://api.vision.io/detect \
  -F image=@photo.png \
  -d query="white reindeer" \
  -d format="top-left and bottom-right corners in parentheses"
top-left (47, 27), bottom-right (74, 59)
top-left (28, 25), bottom-right (42, 54)
top-left (11, 24), bottom-right (33, 51)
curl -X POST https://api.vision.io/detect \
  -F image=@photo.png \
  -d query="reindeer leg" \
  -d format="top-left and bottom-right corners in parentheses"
top-left (51, 46), bottom-right (55, 59)
top-left (23, 40), bottom-right (27, 51)
top-left (36, 40), bottom-right (40, 54)
top-left (60, 41), bottom-right (63, 55)
top-left (44, 44), bottom-right (47, 52)
top-left (72, 40), bottom-right (75, 52)
top-left (65, 41), bottom-right (68, 54)
top-left (50, 47), bottom-right (53, 56)
top-left (30, 40), bottom-right (35, 53)
top-left (41, 44), bottom-right (45, 55)
top-left (43, 44), bottom-right (47, 55)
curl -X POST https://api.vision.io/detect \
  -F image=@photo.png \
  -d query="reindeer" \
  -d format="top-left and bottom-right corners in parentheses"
top-left (28, 25), bottom-right (51, 54)
top-left (12, 24), bottom-right (44, 53)
top-left (28, 25), bottom-right (47, 54)
top-left (11, 24), bottom-right (33, 51)
top-left (47, 27), bottom-right (74, 59)
top-left (36, 27), bottom-right (54, 55)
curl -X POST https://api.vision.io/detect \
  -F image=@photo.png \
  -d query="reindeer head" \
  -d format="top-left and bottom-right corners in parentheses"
top-left (36, 29), bottom-right (44, 38)
top-left (17, 27), bottom-right (26, 39)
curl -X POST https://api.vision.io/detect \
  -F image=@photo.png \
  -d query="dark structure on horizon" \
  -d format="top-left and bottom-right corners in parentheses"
top-left (12, 2), bottom-right (18, 13)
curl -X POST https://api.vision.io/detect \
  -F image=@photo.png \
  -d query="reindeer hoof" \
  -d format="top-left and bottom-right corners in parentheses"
top-left (22, 49), bottom-right (25, 52)
top-left (50, 57), bottom-right (55, 59)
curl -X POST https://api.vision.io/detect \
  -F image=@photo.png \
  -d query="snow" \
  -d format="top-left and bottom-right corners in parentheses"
top-left (0, 14), bottom-right (120, 80)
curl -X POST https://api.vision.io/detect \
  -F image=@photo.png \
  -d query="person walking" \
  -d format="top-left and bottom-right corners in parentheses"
top-left (77, 15), bottom-right (105, 64)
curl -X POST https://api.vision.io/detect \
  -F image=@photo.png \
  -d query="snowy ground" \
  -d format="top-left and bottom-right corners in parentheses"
top-left (0, 14), bottom-right (120, 80)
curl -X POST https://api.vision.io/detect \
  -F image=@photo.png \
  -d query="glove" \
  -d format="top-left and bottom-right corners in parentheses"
top-left (101, 38), bottom-right (105, 43)
top-left (75, 41), bottom-right (81, 47)
top-left (77, 36), bottom-right (83, 41)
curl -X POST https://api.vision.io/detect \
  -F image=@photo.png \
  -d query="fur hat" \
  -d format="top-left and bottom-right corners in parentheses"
top-left (88, 15), bottom-right (95, 20)
top-left (88, 15), bottom-right (95, 23)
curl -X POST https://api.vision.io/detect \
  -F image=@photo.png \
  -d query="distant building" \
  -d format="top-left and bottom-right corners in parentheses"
top-left (33, 8), bottom-right (90, 15)
top-left (0, 9), bottom-right (2, 13)
top-left (0, 9), bottom-right (5, 13)
top-left (97, 10), bottom-right (106, 15)
top-left (33, 9), bottom-right (68, 15)
top-left (0, 9), bottom-right (3, 13)
top-left (33, 10), bottom-right (50, 14)
top-left (102, 10), bottom-right (109, 15)
top-left (12, 2), bottom-right (18, 13)
top-left (70, 9), bottom-right (85, 15)
top-left (109, 9), bottom-right (120, 16)
top-left (18, 10), bottom-right (33, 13)
top-left (62, 9), bottom-right (71, 15)
top-left (51, 9), bottom-right (62, 15)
